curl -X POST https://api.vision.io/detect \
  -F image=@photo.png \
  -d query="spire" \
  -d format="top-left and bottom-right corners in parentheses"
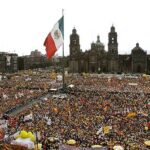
top-left (111, 25), bottom-right (115, 32)
top-left (97, 35), bottom-right (100, 43)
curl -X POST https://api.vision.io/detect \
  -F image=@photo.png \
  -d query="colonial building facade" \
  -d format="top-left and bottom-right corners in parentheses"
top-left (69, 26), bottom-right (150, 74)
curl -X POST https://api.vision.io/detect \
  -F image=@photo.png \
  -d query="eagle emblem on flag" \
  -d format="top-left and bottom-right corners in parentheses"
top-left (54, 30), bottom-right (61, 39)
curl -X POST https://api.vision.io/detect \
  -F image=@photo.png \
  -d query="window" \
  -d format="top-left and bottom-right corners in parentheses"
top-left (112, 37), bottom-right (114, 43)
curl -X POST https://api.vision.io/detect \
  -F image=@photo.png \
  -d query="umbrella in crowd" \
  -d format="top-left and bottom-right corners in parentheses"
top-left (91, 144), bottom-right (102, 148)
top-left (113, 145), bottom-right (124, 150)
top-left (66, 139), bottom-right (76, 145)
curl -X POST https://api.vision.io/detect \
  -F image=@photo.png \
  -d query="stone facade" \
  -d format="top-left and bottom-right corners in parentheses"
top-left (69, 26), bottom-right (150, 74)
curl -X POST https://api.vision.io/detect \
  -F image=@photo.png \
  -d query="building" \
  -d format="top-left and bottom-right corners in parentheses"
top-left (69, 26), bottom-right (150, 74)
top-left (18, 49), bottom-right (65, 71)
top-left (0, 52), bottom-right (6, 73)
top-left (0, 52), bottom-right (18, 73)
top-left (18, 50), bottom-right (47, 70)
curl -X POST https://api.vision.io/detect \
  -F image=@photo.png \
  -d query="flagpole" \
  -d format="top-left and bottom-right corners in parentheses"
top-left (62, 9), bottom-right (65, 92)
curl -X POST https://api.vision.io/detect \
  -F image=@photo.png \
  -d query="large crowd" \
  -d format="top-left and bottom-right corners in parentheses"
top-left (0, 70), bottom-right (149, 149)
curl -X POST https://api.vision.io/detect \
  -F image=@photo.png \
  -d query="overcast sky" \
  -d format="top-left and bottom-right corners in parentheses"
top-left (0, 0), bottom-right (150, 56)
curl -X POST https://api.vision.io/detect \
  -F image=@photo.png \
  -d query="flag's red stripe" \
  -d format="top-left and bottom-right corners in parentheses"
top-left (44, 33), bottom-right (57, 59)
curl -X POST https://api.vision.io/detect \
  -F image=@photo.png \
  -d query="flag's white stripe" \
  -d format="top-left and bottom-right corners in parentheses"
top-left (51, 22), bottom-right (64, 50)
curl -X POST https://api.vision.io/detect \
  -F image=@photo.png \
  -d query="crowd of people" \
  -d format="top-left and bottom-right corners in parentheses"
top-left (0, 70), bottom-right (149, 149)
top-left (0, 70), bottom-right (58, 115)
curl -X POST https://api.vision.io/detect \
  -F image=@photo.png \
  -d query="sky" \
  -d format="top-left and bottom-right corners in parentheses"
top-left (0, 0), bottom-right (150, 56)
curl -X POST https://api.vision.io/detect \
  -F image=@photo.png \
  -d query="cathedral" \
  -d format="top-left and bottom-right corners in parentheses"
top-left (69, 26), bottom-right (150, 74)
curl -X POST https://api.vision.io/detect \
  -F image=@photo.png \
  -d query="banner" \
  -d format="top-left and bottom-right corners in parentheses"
top-left (6, 55), bottom-right (11, 66)
top-left (23, 113), bottom-right (33, 122)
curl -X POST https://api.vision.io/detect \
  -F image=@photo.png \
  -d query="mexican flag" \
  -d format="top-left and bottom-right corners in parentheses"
top-left (44, 16), bottom-right (64, 59)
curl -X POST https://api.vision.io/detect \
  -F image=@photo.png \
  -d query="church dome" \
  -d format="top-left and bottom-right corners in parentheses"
top-left (132, 43), bottom-right (146, 54)
top-left (91, 42), bottom-right (95, 48)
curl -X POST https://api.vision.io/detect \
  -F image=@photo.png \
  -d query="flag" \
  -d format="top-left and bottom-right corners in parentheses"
top-left (44, 16), bottom-right (64, 59)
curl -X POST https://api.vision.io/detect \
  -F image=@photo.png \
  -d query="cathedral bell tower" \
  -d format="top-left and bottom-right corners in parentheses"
top-left (69, 28), bottom-right (80, 73)
top-left (108, 25), bottom-right (118, 55)
top-left (69, 28), bottom-right (80, 57)
top-left (108, 25), bottom-right (119, 73)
